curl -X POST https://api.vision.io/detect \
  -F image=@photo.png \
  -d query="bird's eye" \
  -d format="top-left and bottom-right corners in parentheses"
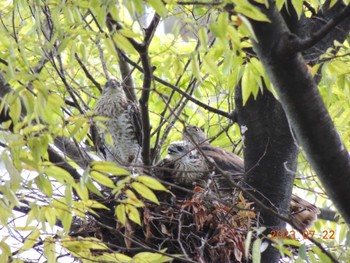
top-left (176, 146), bottom-right (184, 151)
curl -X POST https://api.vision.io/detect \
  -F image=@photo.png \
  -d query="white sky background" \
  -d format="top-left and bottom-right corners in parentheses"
top-left (0, 153), bottom-right (75, 262)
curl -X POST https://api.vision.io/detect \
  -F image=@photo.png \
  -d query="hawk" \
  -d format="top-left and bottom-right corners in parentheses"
top-left (156, 140), bottom-right (210, 186)
top-left (181, 125), bottom-right (319, 229)
top-left (93, 77), bottom-right (142, 167)
top-left (183, 125), bottom-right (244, 176)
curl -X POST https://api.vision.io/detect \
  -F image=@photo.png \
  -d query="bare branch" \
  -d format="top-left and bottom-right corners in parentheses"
top-left (75, 53), bottom-right (101, 93)
top-left (118, 52), bottom-right (232, 119)
top-left (137, 13), bottom-right (161, 166)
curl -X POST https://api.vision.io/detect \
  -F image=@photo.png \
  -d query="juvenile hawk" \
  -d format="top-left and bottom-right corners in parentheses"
top-left (182, 125), bottom-right (320, 229)
top-left (94, 77), bottom-right (142, 167)
top-left (183, 125), bottom-right (244, 176)
top-left (156, 140), bottom-right (210, 186)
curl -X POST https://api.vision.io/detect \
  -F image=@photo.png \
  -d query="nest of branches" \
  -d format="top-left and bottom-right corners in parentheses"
top-left (70, 177), bottom-right (257, 263)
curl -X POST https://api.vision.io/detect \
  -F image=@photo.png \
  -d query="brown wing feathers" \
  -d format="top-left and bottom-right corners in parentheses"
top-left (180, 125), bottom-right (319, 229)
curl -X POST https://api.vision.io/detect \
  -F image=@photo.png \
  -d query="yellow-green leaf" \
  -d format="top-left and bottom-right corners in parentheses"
top-left (44, 165), bottom-right (74, 184)
top-left (116, 204), bottom-right (127, 225)
top-left (125, 189), bottom-right (144, 207)
top-left (133, 251), bottom-right (173, 262)
top-left (91, 171), bottom-right (115, 188)
top-left (291, 0), bottom-right (303, 19)
top-left (235, 1), bottom-right (270, 22)
top-left (61, 237), bottom-right (108, 252)
top-left (92, 161), bottom-right (130, 176)
top-left (137, 175), bottom-right (168, 192)
top-left (61, 210), bottom-right (72, 232)
top-left (126, 204), bottom-right (141, 225)
top-left (242, 64), bottom-right (253, 105)
top-left (131, 182), bottom-right (160, 205)
top-left (245, 231), bottom-right (253, 259)
top-left (95, 252), bottom-right (133, 262)
top-left (191, 54), bottom-right (202, 80)
top-left (148, 0), bottom-right (168, 17)
top-left (198, 28), bottom-right (208, 49)
top-left (44, 236), bottom-right (56, 263)
top-left (252, 238), bottom-right (262, 263)
top-left (43, 207), bottom-right (56, 228)
top-left (9, 95), bottom-right (22, 125)
top-left (113, 34), bottom-right (137, 54)
top-left (20, 229), bottom-right (40, 252)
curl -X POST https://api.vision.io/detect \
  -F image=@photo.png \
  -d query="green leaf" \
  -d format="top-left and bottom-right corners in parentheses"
top-left (131, 182), bottom-right (160, 205)
top-left (85, 179), bottom-right (103, 197)
top-left (73, 181), bottom-right (90, 201)
top-left (252, 238), bottom-right (262, 263)
top-left (238, 14), bottom-right (258, 42)
top-left (116, 204), bottom-right (127, 225)
top-left (191, 54), bottom-right (202, 80)
top-left (203, 55), bottom-right (220, 77)
top-left (291, 0), bottom-right (303, 19)
top-left (94, 252), bottom-right (133, 262)
top-left (75, 122), bottom-right (89, 142)
top-left (112, 34), bottom-right (137, 54)
top-left (241, 64), bottom-right (254, 105)
top-left (0, 240), bottom-right (11, 261)
top-left (312, 245), bottom-right (332, 263)
top-left (9, 94), bottom-right (22, 125)
top-left (65, 185), bottom-right (73, 207)
top-left (44, 236), bottom-right (56, 263)
top-left (209, 22), bottom-right (225, 38)
top-left (299, 244), bottom-right (308, 260)
top-left (148, 0), bottom-right (168, 17)
top-left (126, 204), bottom-right (141, 225)
top-left (44, 165), bottom-right (74, 184)
top-left (235, 1), bottom-right (270, 22)
top-left (58, 38), bottom-right (71, 54)
top-left (61, 210), bottom-right (73, 232)
top-left (133, 251), bottom-right (173, 262)
top-left (35, 174), bottom-right (53, 197)
top-left (136, 175), bottom-right (168, 192)
top-left (276, 0), bottom-right (286, 10)
top-left (198, 28), bottom-right (208, 50)
top-left (44, 207), bottom-right (56, 229)
top-left (62, 237), bottom-right (108, 252)
top-left (91, 171), bottom-right (115, 188)
top-left (92, 161), bottom-right (130, 176)
top-left (20, 229), bottom-right (40, 252)
top-left (3, 152), bottom-right (21, 190)
top-left (125, 189), bottom-right (144, 208)
top-left (245, 231), bottom-right (253, 259)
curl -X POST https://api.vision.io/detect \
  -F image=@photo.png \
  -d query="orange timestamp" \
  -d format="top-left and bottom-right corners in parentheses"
top-left (269, 229), bottom-right (335, 240)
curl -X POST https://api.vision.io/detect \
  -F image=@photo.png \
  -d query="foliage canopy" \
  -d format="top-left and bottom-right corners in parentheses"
top-left (0, 0), bottom-right (350, 262)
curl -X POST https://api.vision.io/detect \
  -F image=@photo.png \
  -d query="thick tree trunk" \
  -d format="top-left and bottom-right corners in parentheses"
top-left (247, 0), bottom-right (350, 226)
top-left (233, 2), bottom-right (350, 261)
top-left (235, 86), bottom-right (298, 262)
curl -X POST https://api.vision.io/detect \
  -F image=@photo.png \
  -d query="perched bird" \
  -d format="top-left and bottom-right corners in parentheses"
top-left (183, 125), bottom-right (244, 176)
top-left (93, 77), bottom-right (142, 167)
top-left (156, 140), bottom-right (210, 186)
top-left (289, 194), bottom-right (320, 230)
top-left (182, 125), bottom-right (320, 229)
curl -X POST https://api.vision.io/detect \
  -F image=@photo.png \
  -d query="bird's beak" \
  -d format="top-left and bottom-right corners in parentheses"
top-left (168, 147), bottom-right (177, 154)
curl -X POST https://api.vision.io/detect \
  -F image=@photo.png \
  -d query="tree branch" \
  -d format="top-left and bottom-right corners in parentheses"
top-left (117, 52), bottom-right (232, 119)
top-left (0, 73), bottom-right (90, 170)
top-left (74, 53), bottom-right (101, 93)
top-left (291, 4), bottom-right (350, 52)
top-left (137, 13), bottom-right (161, 166)
top-left (247, 0), bottom-right (350, 227)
